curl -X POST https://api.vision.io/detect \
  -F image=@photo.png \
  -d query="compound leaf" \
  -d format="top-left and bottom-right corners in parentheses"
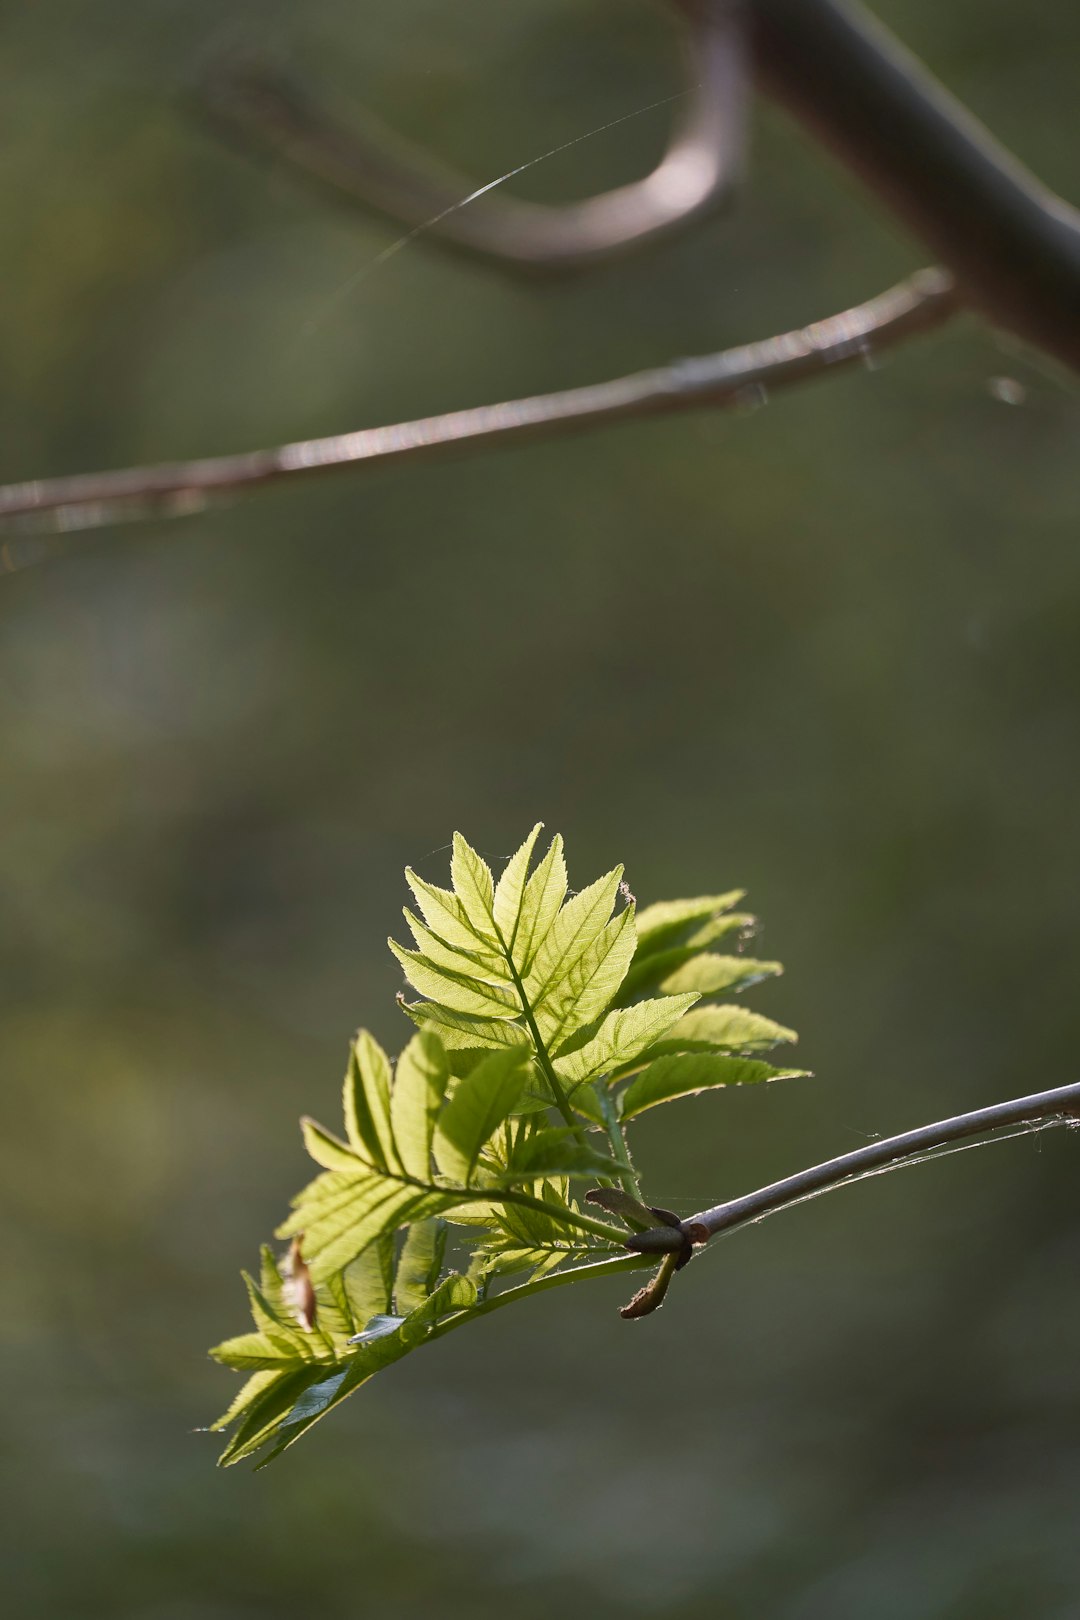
top-left (554, 993), bottom-right (699, 1086)
top-left (621, 1053), bottom-right (809, 1119)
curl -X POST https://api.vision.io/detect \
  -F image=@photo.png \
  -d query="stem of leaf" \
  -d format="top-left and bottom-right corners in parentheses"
top-left (598, 1087), bottom-right (642, 1199)
top-left (498, 1186), bottom-right (626, 1246)
top-left (428, 1252), bottom-right (653, 1346)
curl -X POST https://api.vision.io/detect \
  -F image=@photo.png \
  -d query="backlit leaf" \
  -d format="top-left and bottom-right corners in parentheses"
top-left (540, 906), bottom-right (637, 1051)
top-left (655, 1003), bottom-right (797, 1055)
top-left (513, 833), bottom-right (568, 973)
top-left (390, 1032), bottom-right (446, 1181)
top-left (659, 954), bottom-right (783, 997)
top-left (621, 1053), bottom-right (809, 1118)
top-left (433, 1047), bottom-right (530, 1184)
top-left (450, 832), bottom-right (497, 937)
top-left (394, 1219), bottom-right (447, 1314)
top-left (633, 892), bottom-right (745, 954)
top-left (493, 822), bottom-right (543, 950)
top-left (389, 940), bottom-right (520, 1018)
top-left (553, 994), bottom-right (699, 1085)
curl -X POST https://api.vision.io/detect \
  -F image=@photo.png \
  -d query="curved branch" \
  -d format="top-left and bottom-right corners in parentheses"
top-left (751, 0), bottom-right (1080, 368)
top-left (201, 0), bottom-right (1080, 368)
top-left (683, 1080), bottom-right (1080, 1244)
top-left (201, 0), bottom-right (748, 271)
top-left (0, 267), bottom-right (956, 535)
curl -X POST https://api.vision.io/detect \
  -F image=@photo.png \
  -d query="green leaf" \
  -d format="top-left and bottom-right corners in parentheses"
top-left (553, 993), bottom-right (699, 1085)
top-left (211, 829), bottom-right (802, 1466)
top-left (617, 914), bottom-right (755, 1001)
top-left (208, 1369), bottom-right (281, 1432)
top-left (659, 954), bottom-right (783, 996)
top-left (526, 865), bottom-right (622, 1000)
top-left (247, 1272), bottom-right (479, 1467)
top-left (633, 892), bottom-right (745, 954)
top-left (655, 1003), bottom-right (798, 1055)
top-left (478, 1244), bottom-right (582, 1282)
top-left (389, 940), bottom-right (520, 1018)
top-left (433, 1048), bottom-right (530, 1183)
top-left (394, 1219), bottom-right (448, 1314)
top-left (620, 1053), bottom-right (809, 1118)
top-left (403, 908), bottom-right (514, 983)
top-left (321, 1272), bottom-right (358, 1347)
top-left (301, 1117), bottom-right (365, 1173)
top-left (278, 1170), bottom-right (441, 1281)
top-left (540, 906), bottom-right (637, 1051)
top-left (209, 1332), bottom-right (301, 1371)
top-left (342, 1233), bottom-right (395, 1326)
top-left (450, 831), bottom-right (497, 937)
top-left (240, 1270), bottom-right (309, 1357)
top-left (513, 833), bottom-right (567, 973)
top-left (401, 999), bottom-right (528, 1052)
top-left (488, 1185), bottom-right (573, 1249)
top-left (344, 1031), bottom-right (397, 1170)
top-left (390, 1032), bottom-right (447, 1181)
top-left (493, 822), bottom-right (543, 951)
top-left (498, 1126), bottom-right (619, 1182)
top-left (404, 869), bottom-right (503, 966)
top-left (218, 1366), bottom-right (331, 1466)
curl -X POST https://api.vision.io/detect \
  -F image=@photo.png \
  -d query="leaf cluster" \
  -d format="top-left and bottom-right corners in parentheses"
top-left (209, 826), bottom-right (804, 1465)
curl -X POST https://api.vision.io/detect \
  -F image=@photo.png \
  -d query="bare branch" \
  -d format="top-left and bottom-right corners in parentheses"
top-left (0, 267), bottom-right (956, 537)
top-left (202, 0), bottom-right (748, 271)
top-left (751, 0), bottom-right (1080, 369)
top-left (202, 0), bottom-right (1080, 369)
top-left (684, 1080), bottom-right (1080, 1244)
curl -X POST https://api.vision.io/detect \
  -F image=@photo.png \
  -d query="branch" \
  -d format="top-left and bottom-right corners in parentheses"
top-left (201, 0), bottom-right (1080, 368)
top-left (684, 1079), bottom-right (1080, 1243)
top-left (201, 0), bottom-right (748, 271)
top-left (0, 267), bottom-right (955, 535)
top-left (613, 1080), bottom-right (1080, 1316)
top-left (751, 0), bottom-right (1080, 369)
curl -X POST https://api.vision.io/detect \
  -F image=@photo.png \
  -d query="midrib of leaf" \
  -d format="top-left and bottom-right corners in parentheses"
top-left (293, 1138), bottom-right (624, 1249)
top-left (494, 917), bottom-right (580, 1131)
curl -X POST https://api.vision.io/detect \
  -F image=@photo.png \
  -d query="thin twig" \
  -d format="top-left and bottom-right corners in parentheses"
top-left (202, 0), bottom-right (748, 270)
top-left (202, 0), bottom-right (1080, 368)
top-left (0, 267), bottom-right (956, 537)
top-left (683, 1080), bottom-right (1080, 1243)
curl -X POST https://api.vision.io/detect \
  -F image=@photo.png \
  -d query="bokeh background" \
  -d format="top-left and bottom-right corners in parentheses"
top-left (3, 2), bottom-right (1080, 1616)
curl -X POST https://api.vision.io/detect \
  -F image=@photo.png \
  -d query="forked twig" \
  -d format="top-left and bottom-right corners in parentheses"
top-left (0, 267), bottom-right (955, 533)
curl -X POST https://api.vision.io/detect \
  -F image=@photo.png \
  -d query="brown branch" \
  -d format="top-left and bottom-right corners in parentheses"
top-left (685, 1080), bottom-right (1080, 1241)
top-left (201, 0), bottom-right (1080, 369)
top-left (617, 1079), bottom-right (1080, 1315)
top-left (0, 267), bottom-right (956, 535)
top-left (202, 0), bottom-right (748, 271)
top-left (751, 0), bottom-right (1080, 371)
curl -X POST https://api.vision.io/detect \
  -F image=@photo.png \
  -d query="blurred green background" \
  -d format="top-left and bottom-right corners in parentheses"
top-left (3, 2), bottom-right (1080, 1615)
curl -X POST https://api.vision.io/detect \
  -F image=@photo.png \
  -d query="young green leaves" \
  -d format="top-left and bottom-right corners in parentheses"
top-left (209, 826), bottom-right (805, 1466)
